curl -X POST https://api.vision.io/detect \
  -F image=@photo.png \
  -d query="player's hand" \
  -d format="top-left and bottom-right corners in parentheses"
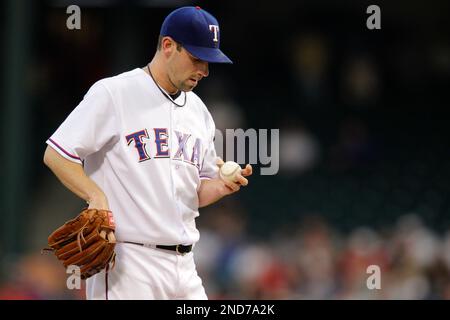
top-left (86, 194), bottom-right (116, 242)
top-left (216, 158), bottom-right (252, 193)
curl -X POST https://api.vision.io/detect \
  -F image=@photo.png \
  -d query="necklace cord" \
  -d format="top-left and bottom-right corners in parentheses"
top-left (146, 65), bottom-right (187, 107)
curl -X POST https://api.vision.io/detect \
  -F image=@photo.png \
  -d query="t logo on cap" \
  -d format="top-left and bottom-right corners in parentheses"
top-left (209, 25), bottom-right (219, 43)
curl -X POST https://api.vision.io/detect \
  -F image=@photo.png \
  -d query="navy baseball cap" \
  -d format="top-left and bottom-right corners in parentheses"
top-left (160, 6), bottom-right (232, 64)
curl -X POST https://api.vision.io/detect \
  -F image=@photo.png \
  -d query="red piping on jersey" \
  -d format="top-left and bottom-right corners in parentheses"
top-left (48, 138), bottom-right (81, 161)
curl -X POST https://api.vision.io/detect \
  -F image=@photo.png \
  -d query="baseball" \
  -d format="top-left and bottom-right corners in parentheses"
top-left (219, 161), bottom-right (242, 183)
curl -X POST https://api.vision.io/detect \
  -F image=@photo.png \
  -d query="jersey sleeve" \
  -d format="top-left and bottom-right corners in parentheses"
top-left (199, 111), bottom-right (219, 180)
top-left (46, 81), bottom-right (119, 164)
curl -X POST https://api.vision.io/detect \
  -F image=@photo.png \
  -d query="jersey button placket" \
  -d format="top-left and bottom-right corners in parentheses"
top-left (171, 104), bottom-right (181, 202)
top-left (173, 104), bottom-right (181, 171)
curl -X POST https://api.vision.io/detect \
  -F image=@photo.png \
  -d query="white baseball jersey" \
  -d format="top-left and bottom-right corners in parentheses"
top-left (47, 68), bottom-right (218, 246)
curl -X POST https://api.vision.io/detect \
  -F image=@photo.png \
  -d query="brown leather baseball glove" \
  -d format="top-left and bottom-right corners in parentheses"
top-left (44, 208), bottom-right (116, 280)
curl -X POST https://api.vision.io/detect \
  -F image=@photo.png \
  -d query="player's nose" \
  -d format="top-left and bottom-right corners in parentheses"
top-left (198, 61), bottom-right (209, 78)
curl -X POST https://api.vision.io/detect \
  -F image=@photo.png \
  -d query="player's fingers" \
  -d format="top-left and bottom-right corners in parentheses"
top-left (236, 175), bottom-right (248, 186)
top-left (216, 157), bottom-right (225, 168)
top-left (223, 179), bottom-right (240, 192)
top-left (107, 231), bottom-right (116, 243)
top-left (241, 164), bottom-right (253, 176)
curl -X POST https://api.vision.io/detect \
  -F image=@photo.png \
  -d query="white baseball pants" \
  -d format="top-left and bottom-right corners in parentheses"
top-left (86, 242), bottom-right (207, 300)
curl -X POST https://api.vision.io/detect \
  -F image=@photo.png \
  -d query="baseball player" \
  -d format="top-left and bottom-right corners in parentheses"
top-left (43, 6), bottom-right (252, 299)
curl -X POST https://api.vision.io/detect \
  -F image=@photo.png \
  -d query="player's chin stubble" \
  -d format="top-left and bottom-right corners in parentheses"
top-left (179, 80), bottom-right (197, 92)
top-left (168, 76), bottom-right (195, 93)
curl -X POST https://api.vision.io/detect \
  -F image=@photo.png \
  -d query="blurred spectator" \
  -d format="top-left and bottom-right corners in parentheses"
top-left (328, 116), bottom-right (377, 172)
top-left (0, 252), bottom-right (83, 300)
top-left (337, 227), bottom-right (388, 299)
top-left (290, 33), bottom-right (332, 111)
top-left (279, 119), bottom-right (320, 175)
top-left (293, 216), bottom-right (338, 299)
top-left (340, 54), bottom-right (380, 109)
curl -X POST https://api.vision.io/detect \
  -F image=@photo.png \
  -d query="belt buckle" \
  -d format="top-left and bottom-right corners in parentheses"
top-left (176, 245), bottom-right (186, 256)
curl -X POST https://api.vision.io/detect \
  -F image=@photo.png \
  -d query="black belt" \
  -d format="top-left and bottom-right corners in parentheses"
top-left (122, 241), bottom-right (193, 255)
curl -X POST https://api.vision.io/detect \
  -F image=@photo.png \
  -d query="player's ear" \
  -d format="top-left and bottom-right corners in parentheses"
top-left (161, 37), bottom-right (175, 57)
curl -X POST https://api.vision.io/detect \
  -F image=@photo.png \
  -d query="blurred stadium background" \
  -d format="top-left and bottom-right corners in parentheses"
top-left (1, 0), bottom-right (449, 299)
